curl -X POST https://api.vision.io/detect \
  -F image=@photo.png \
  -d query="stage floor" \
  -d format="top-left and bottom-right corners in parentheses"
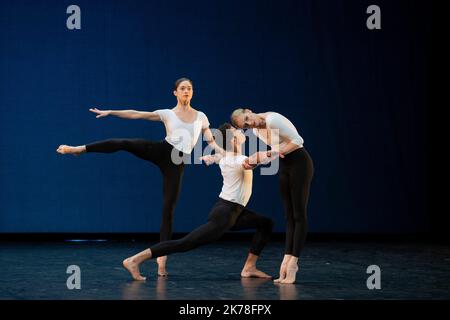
top-left (1, 240), bottom-right (449, 300)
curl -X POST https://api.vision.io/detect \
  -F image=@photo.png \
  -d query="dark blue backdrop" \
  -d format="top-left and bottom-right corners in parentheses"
top-left (0, 0), bottom-right (430, 233)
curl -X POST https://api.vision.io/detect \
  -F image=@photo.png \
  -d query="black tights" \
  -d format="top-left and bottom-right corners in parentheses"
top-left (85, 139), bottom-right (184, 242)
top-left (149, 198), bottom-right (274, 258)
top-left (279, 147), bottom-right (314, 257)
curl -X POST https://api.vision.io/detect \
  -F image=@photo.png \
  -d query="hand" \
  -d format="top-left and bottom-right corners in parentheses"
top-left (199, 155), bottom-right (216, 166)
top-left (89, 108), bottom-right (110, 118)
top-left (267, 151), bottom-right (284, 159)
top-left (242, 161), bottom-right (255, 170)
top-left (259, 151), bottom-right (282, 164)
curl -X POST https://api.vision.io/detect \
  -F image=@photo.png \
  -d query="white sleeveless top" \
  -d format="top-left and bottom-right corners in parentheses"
top-left (219, 154), bottom-right (253, 207)
top-left (154, 109), bottom-right (210, 154)
top-left (253, 112), bottom-right (304, 151)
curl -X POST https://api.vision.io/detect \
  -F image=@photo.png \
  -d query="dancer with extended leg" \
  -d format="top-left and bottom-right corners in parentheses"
top-left (56, 78), bottom-right (223, 276)
top-left (231, 108), bottom-right (314, 284)
top-left (122, 123), bottom-right (277, 281)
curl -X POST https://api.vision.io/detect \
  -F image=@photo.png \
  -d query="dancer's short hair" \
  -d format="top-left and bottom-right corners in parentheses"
top-left (217, 123), bottom-right (235, 151)
top-left (230, 108), bottom-right (246, 127)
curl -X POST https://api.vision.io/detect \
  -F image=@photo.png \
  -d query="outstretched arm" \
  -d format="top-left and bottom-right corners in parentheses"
top-left (89, 108), bottom-right (161, 121)
top-left (243, 151), bottom-right (283, 170)
top-left (199, 153), bottom-right (223, 166)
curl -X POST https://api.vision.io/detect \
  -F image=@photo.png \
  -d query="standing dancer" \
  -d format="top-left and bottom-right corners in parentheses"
top-left (56, 78), bottom-right (223, 276)
top-left (122, 123), bottom-right (277, 281)
top-left (231, 109), bottom-right (314, 284)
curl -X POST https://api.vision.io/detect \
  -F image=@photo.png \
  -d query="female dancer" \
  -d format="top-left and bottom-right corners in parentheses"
top-left (122, 123), bottom-right (277, 281)
top-left (56, 78), bottom-right (223, 276)
top-left (230, 108), bottom-right (314, 284)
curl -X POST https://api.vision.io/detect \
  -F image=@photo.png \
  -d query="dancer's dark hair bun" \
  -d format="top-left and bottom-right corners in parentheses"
top-left (174, 78), bottom-right (193, 90)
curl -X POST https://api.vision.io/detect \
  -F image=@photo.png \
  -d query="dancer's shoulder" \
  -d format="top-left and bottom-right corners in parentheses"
top-left (266, 112), bottom-right (293, 128)
top-left (154, 108), bottom-right (173, 114)
top-left (153, 109), bottom-right (173, 121)
top-left (194, 109), bottom-right (210, 128)
top-left (195, 109), bottom-right (208, 119)
top-left (266, 111), bottom-right (283, 122)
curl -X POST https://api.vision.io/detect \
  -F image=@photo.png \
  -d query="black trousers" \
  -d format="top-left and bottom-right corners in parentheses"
top-left (150, 198), bottom-right (274, 258)
top-left (279, 147), bottom-right (314, 257)
top-left (85, 138), bottom-right (184, 242)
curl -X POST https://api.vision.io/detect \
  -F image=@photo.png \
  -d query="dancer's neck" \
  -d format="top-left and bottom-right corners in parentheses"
top-left (227, 144), bottom-right (242, 156)
top-left (175, 102), bottom-right (191, 111)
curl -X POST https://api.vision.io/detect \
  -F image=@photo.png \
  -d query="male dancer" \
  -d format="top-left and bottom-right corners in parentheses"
top-left (123, 123), bottom-right (280, 281)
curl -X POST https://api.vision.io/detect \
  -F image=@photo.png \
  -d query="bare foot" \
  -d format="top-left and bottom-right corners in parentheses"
top-left (56, 145), bottom-right (84, 156)
top-left (273, 262), bottom-right (288, 283)
top-left (123, 258), bottom-right (146, 281)
top-left (157, 256), bottom-right (168, 276)
top-left (280, 263), bottom-right (299, 284)
top-left (241, 267), bottom-right (272, 279)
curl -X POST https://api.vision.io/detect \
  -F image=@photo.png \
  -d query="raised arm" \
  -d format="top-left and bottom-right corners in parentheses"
top-left (89, 108), bottom-right (161, 121)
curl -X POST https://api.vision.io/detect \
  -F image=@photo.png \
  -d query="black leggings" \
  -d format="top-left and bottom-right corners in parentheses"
top-left (85, 139), bottom-right (184, 242)
top-left (149, 198), bottom-right (274, 258)
top-left (279, 147), bottom-right (314, 257)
